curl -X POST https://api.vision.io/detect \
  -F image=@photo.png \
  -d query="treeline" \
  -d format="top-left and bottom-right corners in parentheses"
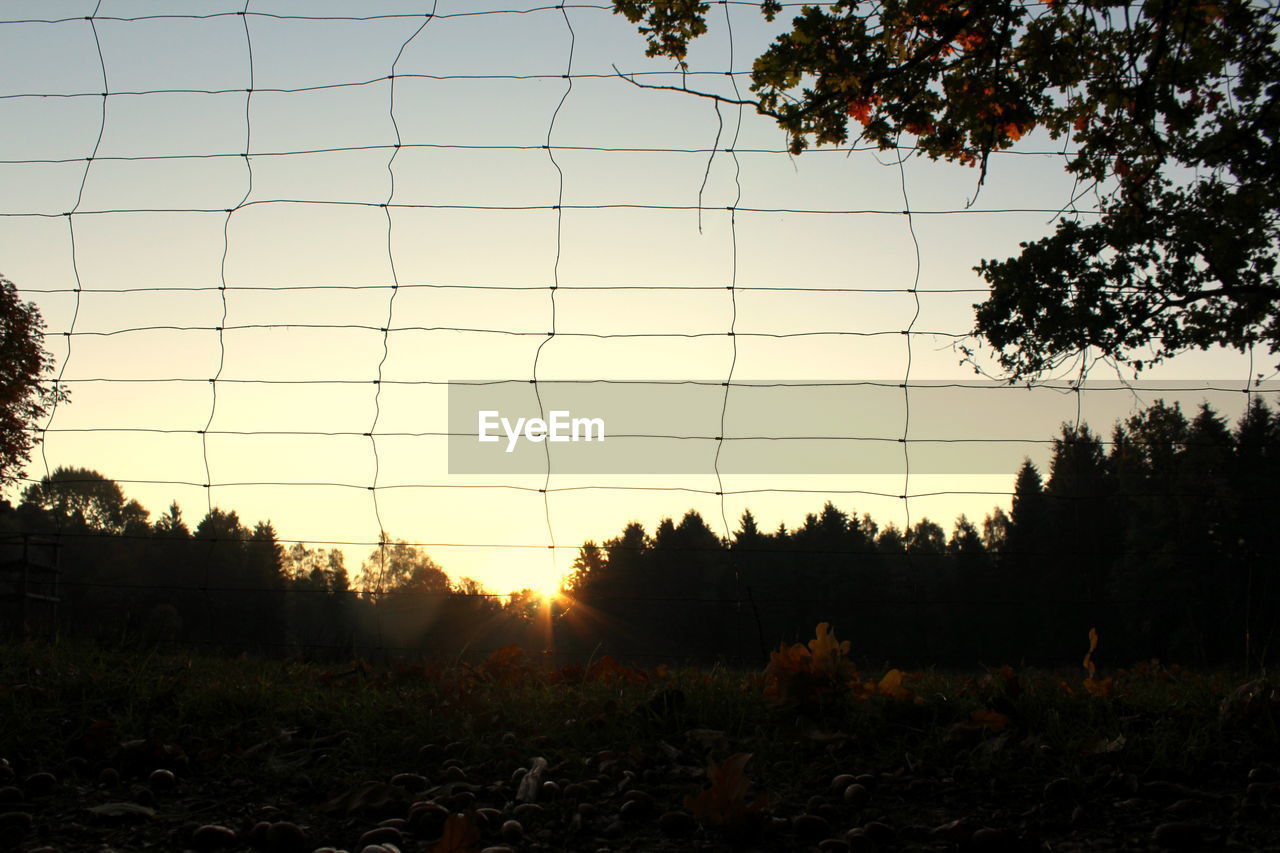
top-left (561, 398), bottom-right (1280, 667)
top-left (0, 470), bottom-right (543, 657)
top-left (2, 397), bottom-right (1277, 667)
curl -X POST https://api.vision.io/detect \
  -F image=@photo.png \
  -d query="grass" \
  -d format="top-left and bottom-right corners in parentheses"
top-left (0, 636), bottom-right (1276, 851)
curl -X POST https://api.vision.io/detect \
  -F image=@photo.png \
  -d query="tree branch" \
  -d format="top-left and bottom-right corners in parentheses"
top-left (611, 65), bottom-right (765, 112)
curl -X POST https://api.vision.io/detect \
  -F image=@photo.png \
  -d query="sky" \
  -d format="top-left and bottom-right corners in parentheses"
top-left (1, 0), bottom-right (1273, 596)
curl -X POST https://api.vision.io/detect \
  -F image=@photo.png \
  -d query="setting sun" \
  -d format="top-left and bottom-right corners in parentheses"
top-left (533, 575), bottom-right (565, 604)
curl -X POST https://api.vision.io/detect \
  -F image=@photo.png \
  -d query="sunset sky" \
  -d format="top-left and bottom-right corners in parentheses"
top-left (2, 0), bottom-right (1271, 596)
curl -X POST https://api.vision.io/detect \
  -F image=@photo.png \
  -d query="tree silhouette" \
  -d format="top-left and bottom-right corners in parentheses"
top-left (283, 542), bottom-right (353, 655)
top-left (1044, 424), bottom-right (1116, 607)
top-left (600, 521), bottom-right (649, 600)
top-left (0, 275), bottom-right (67, 489)
top-left (566, 540), bottom-right (606, 594)
top-left (949, 514), bottom-right (999, 660)
top-left (21, 466), bottom-right (149, 535)
top-left (361, 533), bottom-right (450, 596)
top-left (152, 502), bottom-right (190, 539)
top-left (1229, 399), bottom-right (1280, 664)
top-left (980, 506), bottom-right (1009, 552)
top-left (6, 397), bottom-right (1275, 665)
top-left (358, 533), bottom-right (461, 654)
top-left (191, 508), bottom-right (287, 650)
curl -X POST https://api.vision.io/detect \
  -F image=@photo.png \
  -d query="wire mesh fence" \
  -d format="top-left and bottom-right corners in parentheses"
top-left (1, 2), bottom-right (1276, 669)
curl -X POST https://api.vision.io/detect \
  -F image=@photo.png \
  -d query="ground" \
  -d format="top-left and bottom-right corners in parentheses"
top-left (1, 642), bottom-right (1277, 852)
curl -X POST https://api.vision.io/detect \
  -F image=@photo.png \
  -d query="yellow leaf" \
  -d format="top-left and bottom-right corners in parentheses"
top-left (807, 623), bottom-right (850, 670)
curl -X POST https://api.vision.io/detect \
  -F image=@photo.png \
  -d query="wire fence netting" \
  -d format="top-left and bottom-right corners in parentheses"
top-left (1, 2), bottom-right (1276, 668)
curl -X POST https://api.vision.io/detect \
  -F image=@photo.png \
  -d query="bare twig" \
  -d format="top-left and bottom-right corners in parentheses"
top-left (611, 64), bottom-right (763, 112)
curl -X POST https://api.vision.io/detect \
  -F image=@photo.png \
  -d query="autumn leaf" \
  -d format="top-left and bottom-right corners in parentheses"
top-left (850, 668), bottom-right (923, 704)
top-left (431, 812), bottom-right (481, 853)
top-left (1080, 733), bottom-right (1126, 755)
top-left (1083, 627), bottom-right (1099, 679)
top-left (480, 644), bottom-right (526, 683)
top-left (1081, 627), bottom-right (1113, 697)
top-left (807, 622), bottom-right (854, 680)
top-left (955, 29), bottom-right (985, 51)
top-left (846, 95), bottom-right (879, 124)
top-left (587, 654), bottom-right (647, 683)
top-left (764, 623), bottom-right (863, 706)
top-left (1084, 676), bottom-right (1115, 698)
top-left (877, 668), bottom-right (915, 701)
top-left (684, 752), bottom-right (769, 829)
top-left (550, 663), bottom-right (584, 684)
top-left (768, 641), bottom-right (809, 673)
top-left (72, 719), bottom-right (119, 759)
top-left (1003, 121), bottom-right (1032, 141)
top-left (969, 709), bottom-right (1010, 732)
top-left (516, 757), bottom-right (548, 803)
top-left (981, 664), bottom-right (1021, 699)
top-left (762, 641), bottom-right (812, 702)
top-left (85, 802), bottom-right (156, 819)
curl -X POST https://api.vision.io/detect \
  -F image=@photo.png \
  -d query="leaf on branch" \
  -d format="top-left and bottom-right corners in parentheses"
top-left (846, 95), bottom-right (880, 124)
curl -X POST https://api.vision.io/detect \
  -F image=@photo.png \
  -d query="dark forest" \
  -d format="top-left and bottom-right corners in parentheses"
top-left (4, 397), bottom-right (1277, 670)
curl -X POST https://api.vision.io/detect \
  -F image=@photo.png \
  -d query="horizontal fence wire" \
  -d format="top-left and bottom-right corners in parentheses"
top-left (2, 144), bottom-right (1080, 166)
top-left (43, 577), bottom-right (1256, 608)
top-left (17, 524), bottom-right (1280, 556)
top-left (0, 2), bottom-right (1064, 29)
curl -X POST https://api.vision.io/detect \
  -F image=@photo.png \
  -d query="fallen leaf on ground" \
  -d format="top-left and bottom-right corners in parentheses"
top-left (85, 802), bottom-right (155, 819)
top-left (684, 752), bottom-right (768, 829)
top-left (431, 812), bottom-right (481, 853)
top-left (517, 757), bottom-right (548, 802)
